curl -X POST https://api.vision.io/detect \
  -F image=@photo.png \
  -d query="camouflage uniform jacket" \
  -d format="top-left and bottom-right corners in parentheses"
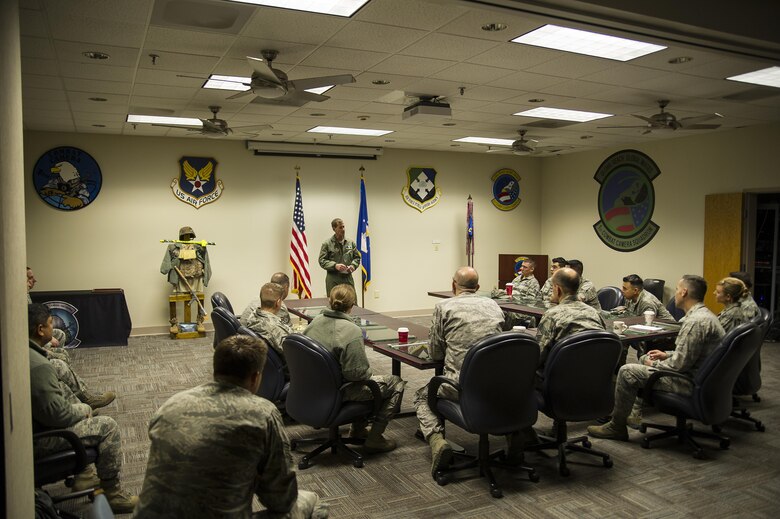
top-left (160, 242), bottom-right (211, 287)
top-left (536, 295), bottom-right (606, 370)
top-left (512, 275), bottom-right (540, 305)
top-left (577, 278), bottom-right (602, 310)
top-left (245, 309), bottom-right (292, 363)
top-left (739, 294), bottom-right (760, 320)
top-left (648, 302), bottom-right (725, 381)
top-left (318, 236), bottom-right (360, 294)
top-left (29, 340), bottom-right (84, 433)
top-left (134, 381), bottom-right (298, 519)
top-left (616, 289), bottom-right (674, 320)
top-left (718, 301), bottom-right (756, 332)
top-left (429, 292), bottom-right (504, 381)
top-left (304, 310), bottom-right (372, 399)
top-left (538, 278), bottom-right (554, 308)
top-left (241, 299), bottom-right (291, 327)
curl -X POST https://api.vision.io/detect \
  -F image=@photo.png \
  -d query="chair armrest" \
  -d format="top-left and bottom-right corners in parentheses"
top-left (340, 379), bottom-right (383, 417)
top-left (34, 429), bottom-right (88, 469)
top-left (642, 369), bottom-right (693, 406)
top-left (427, 376), bottom-right (460, 421)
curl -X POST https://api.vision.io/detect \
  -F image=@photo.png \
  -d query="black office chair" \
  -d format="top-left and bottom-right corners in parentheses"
top-left (597, 286), bottom-right (625, 310)
top-left (210, 291), bottom-right (235, 314)
top-left (666, 298), bottom-right (685, 321)
top-left (238, 326), bottom-right (289, 406)
top-left (527, 330), bottom-right (622, 476)
top-left (727, 308), bottom-right (772, 431)
top-left (643, 278), bottom-right (665, 302)
top-left (211, 306), bottom-right (241, 349)
top-left (283, 333), bottom-right (382, 469)
top-left (34, 429), bottom-right (99, 519)
top-left (640, 321), bottom-right (764, 458)
top-left (428, 332), bottom-right (540, 498)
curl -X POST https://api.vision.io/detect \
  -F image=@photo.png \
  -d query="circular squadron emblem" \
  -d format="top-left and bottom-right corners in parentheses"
top-left (491, 168), bottom-right (521, 211)
top-left (593, 149), bottom-right (660, 252)
top-left (32, 146), bottom-right (102, 211)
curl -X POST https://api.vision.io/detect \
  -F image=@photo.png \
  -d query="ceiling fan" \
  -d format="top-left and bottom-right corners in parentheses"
top-left (151, 106), bottom-right (270, 138)
top-left (485, 130), bottom-right (569, 155)
top-left (599, 99), bottom-right (724, 134)
top-left (227, 49), bottom-right (355, 105)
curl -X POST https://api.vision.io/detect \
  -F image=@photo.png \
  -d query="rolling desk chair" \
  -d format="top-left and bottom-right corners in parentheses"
top-left (597, 286), bottom-right (625, 310)
top-left (211, 306), bottom-right (241, 348)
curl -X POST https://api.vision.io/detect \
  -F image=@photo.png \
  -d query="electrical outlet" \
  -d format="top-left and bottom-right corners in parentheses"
top-left (374, 290), bottom-right (380, 298)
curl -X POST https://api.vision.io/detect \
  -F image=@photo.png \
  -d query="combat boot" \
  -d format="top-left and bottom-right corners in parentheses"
top-left (349, 419), bottom-right (369, 440)
top-left (197, 316), bottom-right (206, 333)
top-left (363, 421), bottom-right (397, 453)
top-left (101, 479), bottom-right (138, 514)
top-left (84, 391), bottom-right (116, 410)
top-left (428, 432), bottom-right (453, 477)
top-left (587, 420), bottom-right (629, 441)
top-left (627, 404), bottom-right (643, 430)
top-left (71, 465), bottom-right (99, 492)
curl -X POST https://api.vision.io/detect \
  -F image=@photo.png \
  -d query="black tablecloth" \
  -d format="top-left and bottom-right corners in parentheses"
top-left (30, 289), bottom-right (132, 347)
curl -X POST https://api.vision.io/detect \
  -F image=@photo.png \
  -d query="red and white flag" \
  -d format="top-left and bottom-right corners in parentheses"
top-left (289, 176), bottom-right (312, 299)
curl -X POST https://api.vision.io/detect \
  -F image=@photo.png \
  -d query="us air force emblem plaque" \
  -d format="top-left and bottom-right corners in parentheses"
top-left (593, 150), bottom-right (660, 252)
top-left (170, 157), bottom-right (224, 209)
top-left (491, 168), bottom-right (521, 211)
top-left (402, 166), bottom-right (441, 212)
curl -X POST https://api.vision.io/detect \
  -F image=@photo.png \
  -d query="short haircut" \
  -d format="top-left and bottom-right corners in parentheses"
top-left (330, 284), bottom-right (356, 312)
top-left (270, 272), bottom-right (289, 287)
top-left (551, 257), bottom-right (566, 266)
top-left (331, 218), bottom-right (343, 229)
top-left (453, 266), bottom-right (479, 290)
top-left (213, 335), bottom-right (267, 384)
top-left (681, 275), bottom-right (707, 301)
top-left (522, 258), bottom-right (536, 269)
top-left (552, 267), bottom-right (580, 295)
top-left (260, 282), bottom-right (284, 309)
top-left (28, 303), bottom-right (50, 337)
top-left (729, 271), bottom-right (753, 290)
top-left (718, 277), bottom-right (749, 302)
top-left (567, 259), bottom-right (584, 275)
top-left (623, 274), bottom-right (644, 288)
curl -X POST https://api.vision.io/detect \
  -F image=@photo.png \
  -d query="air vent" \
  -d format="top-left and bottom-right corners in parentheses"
top-left (151, 0), bottom-right (253, 33)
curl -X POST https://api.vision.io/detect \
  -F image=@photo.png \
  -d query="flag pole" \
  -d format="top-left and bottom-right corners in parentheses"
top-left (359, 165), bottom-right (365, 309)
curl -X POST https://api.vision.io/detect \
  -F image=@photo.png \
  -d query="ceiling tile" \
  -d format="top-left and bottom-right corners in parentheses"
top-left (431, 62), bottom-right (515, 84)
top-left (400, 33), bottom-right (500, 61)
top-left (21, 58), bottom-right (60, 75)
top-left (467, 42), bottom-right (559, 71)
top-left (23, 74), bottom-right (63, 90)
top-left (226, 39), bottom-right (316, 63)
top-left (21, 36), bottom-right (55, 59)
top-left (63, 77), bottom-right (131, 95)
top-left (138, 50), bottom-right (221, 73)
top-left (486, 71), bottom-right (565, 91)
top-left (580, 64), bottom-right (666, 87)
top-left (458, 85), bottom-right (523, 102)
top-left (354, 0), bottom-right (467, 30)
top-left (524, 54), bottom-right (614, 79)
top-left (19, 8), bottom-right (48, 37)
top-left (241, 7), bottom-right (348, 45)
top-left (369, 55), bottom-right (456, 76)
top-left (53, 40), bottom-right (140, 68)
top-left (59, 61), bottom-right (135, 82)
top-left (437, 10), bottom-right (543, 42)
top-left (132, 83), bottom-right (196, 99)
top-left (143, 27), bottom-right (236, 56)
top-left (24, 87), bottom-right (67, 101)
top-left (134, 68), bottom-right (206, 88)
top-left (540, 79), bottom-right (613, 98)
top-left (327, 21), bottom-right (428, 53)
top-left (299, 47), bottom-right (389, 70)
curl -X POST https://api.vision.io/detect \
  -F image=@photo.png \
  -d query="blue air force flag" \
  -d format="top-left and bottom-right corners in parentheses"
top-left (357, 177), bottom-right (371, 291)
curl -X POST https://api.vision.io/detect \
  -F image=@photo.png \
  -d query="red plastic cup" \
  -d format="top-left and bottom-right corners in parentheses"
top-left (397, 327), bottom-right (409, 343)
top-left (505, 283), bottom-right (513, 296)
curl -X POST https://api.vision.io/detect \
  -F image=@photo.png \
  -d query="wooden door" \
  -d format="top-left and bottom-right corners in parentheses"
top-left (703, 193), bottom-right (744, 312)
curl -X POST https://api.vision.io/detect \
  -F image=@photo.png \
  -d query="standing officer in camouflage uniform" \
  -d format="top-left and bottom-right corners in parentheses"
top-left (160, 226), bottom-right (211, 332)
top-left (729, 271), bottom-right (761, 318)
top-left (538, 257), bottom-right (566, 308)
top-left (567, 259), bottom-right (602, 311)
top-left (318, 218), bottom-right (360, 297)
top-left (135, 335), bottom-right (328, 519)
top-left (414, 267), bottom-right (505, 477)
top-left (245, 282), bottom-right (293, 379)
top-left (241, 273), bottom-right (293, 327)
top-left (29, 304), bottom-right (137, 513)
top-left (304, 284), bottom-right (405, 454)
top-left (588, 275), bottom-right (725, 441)
top-left (715, 277), bottom-right (756, 332)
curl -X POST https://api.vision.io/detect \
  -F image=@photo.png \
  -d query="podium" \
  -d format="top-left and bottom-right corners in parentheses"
top-left (168, 293), bottom-right (206, 339)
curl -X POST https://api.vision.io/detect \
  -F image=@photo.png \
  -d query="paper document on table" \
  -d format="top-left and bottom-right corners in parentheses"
top-left (629, 324), bottom-right (664, 332)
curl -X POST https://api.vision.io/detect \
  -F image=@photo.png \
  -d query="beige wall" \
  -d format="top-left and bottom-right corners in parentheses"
top-left (24, 131), bottom-right (542, 331)
top-left (540, 123), bottom-right (780, 301)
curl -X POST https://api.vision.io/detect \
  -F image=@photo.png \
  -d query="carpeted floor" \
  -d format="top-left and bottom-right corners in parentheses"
top-left (46, 316), bottom-right (780, 518)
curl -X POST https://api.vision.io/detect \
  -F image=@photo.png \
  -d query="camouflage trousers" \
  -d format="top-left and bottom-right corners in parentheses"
top-left (342, 374), bottom-right (405, 424)
top-left (612, 355), bottom-right (694, 424)
top-left (34, 415), bottom-right (123, 482)
top-left (414, 378), bottom-right (461, 440)
top-left (50, 358), bottom-right (89, 401)
top-left (254, 490), bottom-right (329, 519)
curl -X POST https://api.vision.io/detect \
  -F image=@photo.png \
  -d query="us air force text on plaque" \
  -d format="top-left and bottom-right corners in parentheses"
top-left (402, 166), bottom-right (441, 212)
top-left (593, 150), bottom-right (660, 252)
top-left (170, 157), bottom-right (224, 209)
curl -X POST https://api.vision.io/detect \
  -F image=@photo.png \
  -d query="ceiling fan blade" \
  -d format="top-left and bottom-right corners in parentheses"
top-left (292, 90), bottom-right (331, 103)
top-left (289, 74), bottom-right (356, 91)
top-left (226, 89), bottom-right (256, 100)
top-left (151, 123), bottom-right (202, 130)
top-left (685, 123), bottom-right (722, 130)
top-left (597, 125), bottom-right (651, 129)
top-left (246, 56), bottom-right (282, 85)
top-left (486, 147), bottom-right (511, 153)
top-left (679, 113), bottom-right (724, 125)
top-left (631, 114), bottom-right (657, 124)
top-left (232, 124), bottom-right (272, 131)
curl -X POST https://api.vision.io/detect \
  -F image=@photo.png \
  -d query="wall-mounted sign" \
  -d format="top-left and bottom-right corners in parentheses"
top-left (593, 149), bottom-right (660, 252)
top-left (32, 146), bottom-right (102, 210)
top-left (170, 157), bottom-right (224, 209)
top-left (402, 166), bottom-right (441, 212)
top-left (491, 168), bottom-right (521, 211)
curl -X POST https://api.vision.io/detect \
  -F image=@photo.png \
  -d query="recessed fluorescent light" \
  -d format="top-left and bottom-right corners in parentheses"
top-left (308, 126), bottom-right (393, 136)
top-left (453, 137), bottom-right (515, 146)
top-left (513, 107), bottom-right (612, 122)
top-left (204, 75), bottom-right (250, 91)
top-left (126, 115), bottom-right (202, 126)
top-left (727, 66), bottom-right (780, 89)
top-left (225, 0), bottom-right (370, 17)
top-left (511, 24), bottom-right (666, 61)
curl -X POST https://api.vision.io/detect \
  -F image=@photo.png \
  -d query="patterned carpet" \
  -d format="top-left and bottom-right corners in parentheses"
top-left (46, 316), bottom-right (780, 518)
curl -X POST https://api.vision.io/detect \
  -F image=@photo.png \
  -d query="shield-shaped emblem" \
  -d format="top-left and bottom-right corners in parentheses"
top-left (401, 166), bottom-right (441, 212)
top-left (170, 157), bottom-right (224, 209)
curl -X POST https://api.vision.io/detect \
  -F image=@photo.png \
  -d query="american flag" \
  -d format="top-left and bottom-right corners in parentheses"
top-left (289, 176), bottom-right (312, 299)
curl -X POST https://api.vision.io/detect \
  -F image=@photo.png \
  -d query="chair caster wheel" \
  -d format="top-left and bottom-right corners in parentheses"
top-left (719, 439), bottom-right (730, 450)
top-left (756, 422), bottom-right (766, 432)
top-left (529, 472), bottom-right (540, 483)
top-left (692, 449), bottom-right (705, 460)
top-left (298, 459), bottom-right (310, 470)
top-left (435, 473), bottom-right (449, 486)
top-left (603, 457), bottom-right (613, 468)
top-left (641, 438), bottom-right (650, 449)
top-left (559, 465), bottom-right (570, 477)
top-left (353, 459), bottom-right (364, 468)
top-left (582, 439), bottom-right (592, 449)
top-left (490, 487), bottom-right (503, 498)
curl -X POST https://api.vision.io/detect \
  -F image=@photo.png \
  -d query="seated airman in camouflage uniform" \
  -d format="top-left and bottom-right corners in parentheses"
top-left (414, 267), bottom-right (505, 477)
top-left (304, 284), bottom-right (405, 454)
top-left (241, 272), bottom-right (292, 327)
top-left (588, 275), bottom-right (725, 440)
top-left (135, 335), bottom-right (327, 519)
top-left (537, 257), bottom-right (567, 308)
top-left (567, 259), bottom-right (602, 311)
top-left (29, 304), bottom-right (137, 514)
top-left (245, 282), bottom-right (293, 379)
top-left (715, 277), bottom-right (756, 332)
top-left (729, 271), bottom-right (761, 319)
